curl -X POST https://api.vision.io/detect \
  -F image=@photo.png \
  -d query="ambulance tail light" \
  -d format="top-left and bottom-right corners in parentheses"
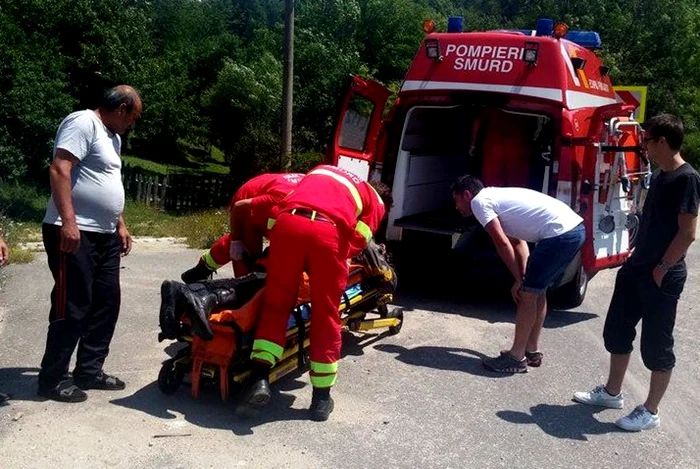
top-left (524, 42), bottom-right (539, 66)
top-left (424, 38), bottom-right (442, 61)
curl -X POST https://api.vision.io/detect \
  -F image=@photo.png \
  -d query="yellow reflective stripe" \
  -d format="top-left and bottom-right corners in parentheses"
top-left (202, 250), bottom-right (222, 270)
top-left (355, 220), bottom-right (372, 243)
top-left (310, 373), bottom-right (337, 388)
top-left (309, 168), bottom-right (363, 216)
top-left (252, 339), bottom-right (284, 360)
top-left (251, 350), bottom-right (277, 366)
top-left (369, 183), bottom-right (384, 206)
top-left (310, 361), bottom-right (338, 374)
top-left (267, 218), bottom-right (276, 230)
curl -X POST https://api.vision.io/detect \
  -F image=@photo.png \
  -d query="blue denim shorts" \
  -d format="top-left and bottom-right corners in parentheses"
top-left (522, 223), bottom-right (586, 294)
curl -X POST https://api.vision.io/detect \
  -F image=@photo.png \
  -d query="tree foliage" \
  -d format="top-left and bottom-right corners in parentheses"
top-left (1, 0), bottom-right (700, 183)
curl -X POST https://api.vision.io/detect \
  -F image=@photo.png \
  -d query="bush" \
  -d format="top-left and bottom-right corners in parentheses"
top-left (290, 152), bottom-right (324, 173)
top-left (682, 131), bottom-right (700, 169)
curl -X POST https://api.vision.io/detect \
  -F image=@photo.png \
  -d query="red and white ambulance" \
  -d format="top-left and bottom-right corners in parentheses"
top-left (327, 17), bottom-right (650, 308)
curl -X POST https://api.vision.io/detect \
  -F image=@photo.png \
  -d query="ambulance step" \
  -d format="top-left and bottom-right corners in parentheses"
top-left (394, 208), bottom-right (465, 235)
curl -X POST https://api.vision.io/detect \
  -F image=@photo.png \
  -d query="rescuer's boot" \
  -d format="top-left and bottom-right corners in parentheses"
top-left (181, 278), bottom-right (240, 341)
top-left (180, 261), bottom-right (214, 284)
top-left (309, 387), bottom-right (334, 422)
top-left (241, 361), bottom-right (272, 407)
top-left (159, 280), bottom-right (188, 340)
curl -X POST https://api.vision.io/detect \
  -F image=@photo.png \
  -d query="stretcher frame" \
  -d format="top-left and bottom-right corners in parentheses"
top-left (156, 271), bottom-right (403, 401)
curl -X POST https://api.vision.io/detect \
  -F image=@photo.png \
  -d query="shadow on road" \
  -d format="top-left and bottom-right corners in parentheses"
top-left (373, 344), bottom-right (515, 378)
top-left (0, 367), bottom-right (46, 403)
top-left (109, 329), bottom-right (391, 435)
top-left (497, 403), bottom-right (624, 441)
top-left (110, 377), bottom-right (315, 436)
top-left (393, 286), bottom-right (598, 330)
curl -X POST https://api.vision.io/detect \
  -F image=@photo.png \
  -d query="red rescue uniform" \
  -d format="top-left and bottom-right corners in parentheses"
top-left (251, 165), bottom-right (386, 388)
top-left (203, 172), bottom-right (303, 276)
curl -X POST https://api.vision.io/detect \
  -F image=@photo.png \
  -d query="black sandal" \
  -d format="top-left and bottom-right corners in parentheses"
top-left (75, 372), bottom-right (125, 391)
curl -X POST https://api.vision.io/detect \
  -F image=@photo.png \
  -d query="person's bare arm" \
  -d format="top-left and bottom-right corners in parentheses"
top-left (0, 236), bottom-right (8, 266)
top-left (117, 215), bottom-right (132, 256)
top-left (653, 213), bottom-right (697, 286)
top-left (230, 198), bottom-right (252, 240)
top-left (49, 149), bottom-right (81, 253)
top-left (509, 236), bottom-right (529, 279)
top-left (485, 218), bottom-right (524, 303)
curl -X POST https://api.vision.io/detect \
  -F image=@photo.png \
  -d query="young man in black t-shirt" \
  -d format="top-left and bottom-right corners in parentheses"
top-left (573, 114), bottom-right (700, 431)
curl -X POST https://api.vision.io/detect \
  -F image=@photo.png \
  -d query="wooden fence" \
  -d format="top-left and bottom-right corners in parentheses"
top-left (122, 165), bottom-right (234, 212)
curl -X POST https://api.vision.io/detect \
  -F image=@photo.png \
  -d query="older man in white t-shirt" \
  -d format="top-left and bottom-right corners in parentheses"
top-left (38, 85), bottom-right (141, 403)
top-left (452, 175), bottom-right (585, 374)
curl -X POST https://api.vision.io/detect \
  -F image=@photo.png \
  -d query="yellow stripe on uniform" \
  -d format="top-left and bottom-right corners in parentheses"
top-left (267, 218), bottom-right (276, 230)
top-left (355, 220), bottom-right (372, 243)
top-left (310, 361), bottom-right (338, 374)
top-left (251, 339), bottom-right (284, 366)
top-left (310, 373), bottom-right (337, 388)
top-left (202, 250), bottom-right (223, 270)
top-left (309, 168), bottom-right (363, 216)
top-left (368, 183), bottom-right (384, 205)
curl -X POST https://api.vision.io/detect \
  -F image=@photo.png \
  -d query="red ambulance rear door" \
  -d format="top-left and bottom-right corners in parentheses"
top-left (329, 75), bottom-right (391, 181)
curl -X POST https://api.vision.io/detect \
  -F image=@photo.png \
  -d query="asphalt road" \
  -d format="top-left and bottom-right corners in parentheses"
top-left (0, 238), bottom-right (698, 468)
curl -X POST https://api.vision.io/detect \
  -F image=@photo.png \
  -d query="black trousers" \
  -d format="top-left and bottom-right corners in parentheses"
top-left (39, 223), bottom-right (122, 388)
top-left (603, 261), bottom-right (687, 371)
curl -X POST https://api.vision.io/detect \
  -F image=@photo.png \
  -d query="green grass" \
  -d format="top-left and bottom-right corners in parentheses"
top-left (122, 141), bottom-right (229, 176)
top-left (123, 200), bottom-right (229, 249)
top-left (0, 182), bottom-right (46, 263)
top-left (122, 154), bottom-right (229, 176)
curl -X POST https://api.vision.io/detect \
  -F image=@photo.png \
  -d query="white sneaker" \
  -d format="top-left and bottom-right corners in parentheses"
top-left (573, 384), bottom-right (624, 409)
top-left (615, 405), bottom-right (660, 432)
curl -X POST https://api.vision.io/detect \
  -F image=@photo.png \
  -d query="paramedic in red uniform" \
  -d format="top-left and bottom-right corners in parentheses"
top-left (241, 164), bottom-right (392, 421)
top-left (180, 172), bottom-right (304, 282)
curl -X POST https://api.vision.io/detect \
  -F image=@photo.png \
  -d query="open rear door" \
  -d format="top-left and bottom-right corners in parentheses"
top-left (329, 75), bottom-right (391, 181)
top-left (590, 115), bottom-right (649, 270)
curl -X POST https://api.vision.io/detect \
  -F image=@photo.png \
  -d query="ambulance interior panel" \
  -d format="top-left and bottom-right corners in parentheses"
top-left (388, 104), bottom-right (555, 243)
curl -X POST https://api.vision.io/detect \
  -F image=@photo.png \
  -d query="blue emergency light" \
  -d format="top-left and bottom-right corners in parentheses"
top-left (448, 16), bottom-right (463, 33)
top-left (563, 31), bottom-right (602, 49)
top-left (535, 18), bottom-right (554, 36)
top-left (513, 18), bottom-right (603, 49)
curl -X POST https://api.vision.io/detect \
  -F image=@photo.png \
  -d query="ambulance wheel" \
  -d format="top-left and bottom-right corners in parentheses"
top-left (387, 308), bottom-right (404, 335)
top-left (158, 358), bottom-right (184, 395)
top-left (549, 264), bottom-right (588, 310)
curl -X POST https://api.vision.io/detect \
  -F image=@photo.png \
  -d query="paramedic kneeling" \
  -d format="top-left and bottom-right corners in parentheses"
top-left (241, 165), bottom-right (392, 421)
top-left (451, 175), bottom-right (585, 374)
top-left (180, 172), bottom-right (304, 283)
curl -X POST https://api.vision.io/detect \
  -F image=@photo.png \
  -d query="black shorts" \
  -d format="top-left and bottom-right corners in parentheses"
top-left (603, 261), bottom-right (687, 371)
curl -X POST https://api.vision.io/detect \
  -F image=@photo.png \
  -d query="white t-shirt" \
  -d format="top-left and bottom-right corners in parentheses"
top-left (470, 187), bottom-right (583, 243)
top-left (43, 110), bottom-right (125, 233)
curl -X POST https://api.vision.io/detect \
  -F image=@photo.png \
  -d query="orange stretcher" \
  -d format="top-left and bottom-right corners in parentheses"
top-left (156, 263), bottom-right (401, 401)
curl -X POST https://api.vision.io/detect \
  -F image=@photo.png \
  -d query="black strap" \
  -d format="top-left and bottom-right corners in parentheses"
top-left (292, 307), bottom-right (307, 368)
top-left (341, 292), bottom-right (351, 313)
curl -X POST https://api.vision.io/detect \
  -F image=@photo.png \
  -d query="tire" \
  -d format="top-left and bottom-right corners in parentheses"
top-left (157, 358), bottom-right (184, 395)
top-left (548, 264), bottom-right (588, 310)
top-left (387, 308), bottom-right (404, 335)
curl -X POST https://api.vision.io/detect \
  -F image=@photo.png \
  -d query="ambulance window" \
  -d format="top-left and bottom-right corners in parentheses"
top-left (339, 95), bottom-right (374, 151)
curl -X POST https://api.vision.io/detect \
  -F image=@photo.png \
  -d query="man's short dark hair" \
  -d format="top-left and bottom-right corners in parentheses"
top-left (642, 113), bottom-right (684, 151)
top-left (371, 180), bottom-right (393, 209)
top-left (451, 175), bottom-right (484, 195)
top-left (101, 86), bottom-right (140, 112)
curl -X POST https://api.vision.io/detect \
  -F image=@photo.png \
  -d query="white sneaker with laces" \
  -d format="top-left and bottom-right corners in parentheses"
top-left (615, 405), bottom-right (660, 432)
top-left (573, 384), bottom-right (624, 409)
